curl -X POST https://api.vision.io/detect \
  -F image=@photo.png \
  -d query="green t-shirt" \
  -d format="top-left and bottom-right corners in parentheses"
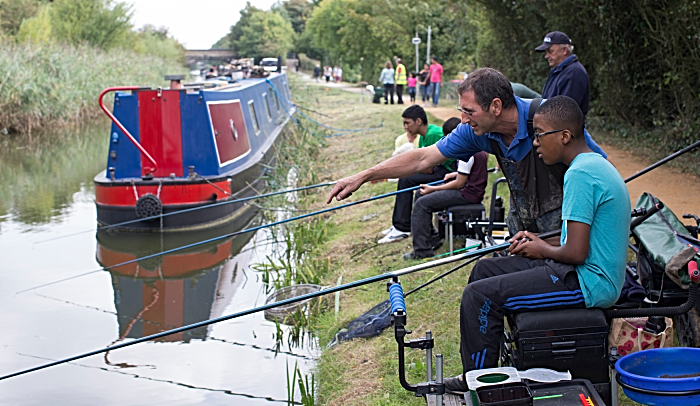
top-left (560, 153), bottom-right (631, 308)
top-left (419, 124), bottom-right (455, 170)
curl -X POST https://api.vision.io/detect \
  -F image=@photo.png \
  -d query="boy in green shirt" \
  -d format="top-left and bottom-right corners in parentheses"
top-left (379, 105), bottom-right (456, 244)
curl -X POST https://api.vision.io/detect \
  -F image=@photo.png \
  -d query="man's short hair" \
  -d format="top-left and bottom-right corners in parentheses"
top-left (431, 56), bottom-right (438, 62)
top-left (402, 105), bottom-right (428, 125)
top-left (457, 68), bottom-right (515, 110)
top-left (535, 95), bottom-right (585, 140)
top-left (442, 117), bottom-right (461, 136)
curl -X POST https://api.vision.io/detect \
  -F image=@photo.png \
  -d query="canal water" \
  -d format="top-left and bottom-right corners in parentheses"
top-left (0, 119), bottom-right (316, 405)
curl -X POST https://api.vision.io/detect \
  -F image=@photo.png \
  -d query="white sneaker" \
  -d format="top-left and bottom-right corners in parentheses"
top-left (381, 226), bottom-right (394, 236)
top-left (378, 228), bottom-right (410, 244)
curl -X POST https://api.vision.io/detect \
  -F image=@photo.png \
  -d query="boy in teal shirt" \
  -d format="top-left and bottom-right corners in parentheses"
top-left (444, 95), bottom-right (630, 393)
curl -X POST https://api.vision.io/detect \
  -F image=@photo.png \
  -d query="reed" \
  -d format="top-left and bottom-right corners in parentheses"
top-left (0, 40), bottom-right (186, 135)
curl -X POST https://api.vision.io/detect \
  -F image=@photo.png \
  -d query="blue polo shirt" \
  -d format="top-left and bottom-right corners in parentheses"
top-left (435, 96), bottom-right (606, 162)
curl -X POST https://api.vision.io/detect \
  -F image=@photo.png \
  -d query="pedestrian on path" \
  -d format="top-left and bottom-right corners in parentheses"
top-left (395, 58), bottom-right (407, 104)
top-left (419, 63), bottom-right (431, 105)
top-left (378, 61), bottom-right (395, 105)
top-left (324, 66), bottom-right (332, 83)
top-left (429, 56), bottom-right (443, 107)
top-left (313, 64), bottom-right (321, 82)
top-left (407, 72), bottom-right (417, 103)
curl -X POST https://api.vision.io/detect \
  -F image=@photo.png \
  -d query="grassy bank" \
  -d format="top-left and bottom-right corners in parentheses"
top-left (283, 78), bottom-right (645, 405)
top-left (0, 41), bottom-right (186, 135)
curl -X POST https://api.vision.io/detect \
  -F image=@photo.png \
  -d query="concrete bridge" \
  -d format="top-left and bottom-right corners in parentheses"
top-left (185, 49), bottom-right (235, 65)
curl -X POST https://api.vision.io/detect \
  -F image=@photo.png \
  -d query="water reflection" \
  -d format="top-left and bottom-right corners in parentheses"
top-left (96, 210), bottom-right (257, 343)
top-left (0, 119), bottom-right (107, 227)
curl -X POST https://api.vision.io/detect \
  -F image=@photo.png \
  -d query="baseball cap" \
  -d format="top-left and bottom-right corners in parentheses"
top-left (535, 31), bottom-right (572, 51)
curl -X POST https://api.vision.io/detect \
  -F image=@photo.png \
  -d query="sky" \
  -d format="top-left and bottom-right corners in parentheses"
top-left (125, 0), bottom-right (278, 49)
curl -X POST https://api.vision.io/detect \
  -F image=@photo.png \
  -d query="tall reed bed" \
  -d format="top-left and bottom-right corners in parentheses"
top-left (0, 41), bottom-right (186, 135)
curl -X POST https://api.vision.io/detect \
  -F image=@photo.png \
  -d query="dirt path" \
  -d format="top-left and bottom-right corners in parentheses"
top-left (426, 107), bottom-right (700, 225)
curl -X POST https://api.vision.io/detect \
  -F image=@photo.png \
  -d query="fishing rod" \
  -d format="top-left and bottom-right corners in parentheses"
top-left (0, 239), bottom-right (517, 381)
top-left (17, 180), bottom-right (445, 295)
top-left (624, 138), bottom-right (700, 183)
top-left (35, 181), bottom-right (338, 244)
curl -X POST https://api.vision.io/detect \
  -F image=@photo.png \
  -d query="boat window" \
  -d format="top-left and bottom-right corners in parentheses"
top-left (248, 100), bottom-right (260, 134)
top-left (269, 86), bottom-right (280, 112)
top-left (262, 92), bottom-right (272, 122)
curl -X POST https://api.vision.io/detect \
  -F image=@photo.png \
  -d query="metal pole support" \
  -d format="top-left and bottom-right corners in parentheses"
top-left (448, 212), bottom-right (454, 255)
top-left (436, 353), bottom-right (443, 406)
top-left (426, 331), bottom-right (432, 382)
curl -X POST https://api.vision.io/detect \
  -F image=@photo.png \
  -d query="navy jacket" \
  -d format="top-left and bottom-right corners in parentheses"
top-left (541, 55), bottom-right (590, 116)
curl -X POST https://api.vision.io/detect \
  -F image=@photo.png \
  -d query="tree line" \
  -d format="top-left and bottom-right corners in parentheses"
top-left (0, 0), bottom-right (185, 63)
top-left (221, 0), bottom-right (700, 140)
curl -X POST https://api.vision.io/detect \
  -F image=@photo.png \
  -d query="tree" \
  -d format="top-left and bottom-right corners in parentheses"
top-left (0, 0), bottom-right (41, 37)
top-left (50, 0), bottom-right (133, 50)
top-left (231, 8), bottom-right (295, 61)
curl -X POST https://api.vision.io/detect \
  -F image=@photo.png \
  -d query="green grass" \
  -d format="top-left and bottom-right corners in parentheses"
top-left (281, 78), bottom-right (646, 405)
top-left (0, 40), bottom-right (186, 135)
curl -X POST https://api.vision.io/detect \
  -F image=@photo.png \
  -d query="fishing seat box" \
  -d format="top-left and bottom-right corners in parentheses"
top-left (503, 308), bottom-right (611, 405)
top-left (436, 204), bottom-right (485, 241)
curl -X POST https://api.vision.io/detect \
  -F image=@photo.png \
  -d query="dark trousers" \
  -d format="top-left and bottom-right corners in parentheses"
top-left (459, 256), bottom-right (584, 374)
top-left (396, 84), bottom-right (404, 104)
top-left (408, 87), bottom-right (416, 102)
top-left (412, 189), bottom-right (472, 255)
top-left (392, 166), bottom-right (451, 232)
top-left (384, 84), bottom-right (394, 104)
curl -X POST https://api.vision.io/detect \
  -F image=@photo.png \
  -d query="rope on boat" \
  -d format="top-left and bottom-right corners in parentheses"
top-left (265, 78), bottom-right (383, 138)
top-left (19, 180), bottom-right (444, 295)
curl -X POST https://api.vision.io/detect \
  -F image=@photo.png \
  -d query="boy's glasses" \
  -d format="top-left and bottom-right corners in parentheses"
top-left (533, 129), bottom-right (564, 142)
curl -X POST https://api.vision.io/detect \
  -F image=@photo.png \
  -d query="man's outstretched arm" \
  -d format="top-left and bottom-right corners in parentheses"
top-left (326, 145), bottom-right (448, 203)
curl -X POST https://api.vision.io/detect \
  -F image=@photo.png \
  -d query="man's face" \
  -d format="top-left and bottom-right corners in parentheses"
top-left (532, 113), bottom-right (565, 165)
top-left (458, 91), bottom-right (496, 136)
top-left (403, 117), bottom-right (421, 136)
top-left (544, 44), bottom-right (568, 67)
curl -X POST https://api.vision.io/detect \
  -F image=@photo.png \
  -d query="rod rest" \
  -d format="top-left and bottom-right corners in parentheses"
top-left (388, 279), bottom-right (445, 399)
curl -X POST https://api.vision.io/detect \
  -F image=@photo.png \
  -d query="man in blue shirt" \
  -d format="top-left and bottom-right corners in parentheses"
top-left (536, 31), bottom-right (590, 116)
top-left (327, 68), bottom-right (607, 237)
top-left (442, 96), bottom-right (630, 393)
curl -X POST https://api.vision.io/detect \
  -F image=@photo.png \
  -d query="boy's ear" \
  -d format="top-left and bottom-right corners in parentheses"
top-left (561, 129), bottom-right (574, 145)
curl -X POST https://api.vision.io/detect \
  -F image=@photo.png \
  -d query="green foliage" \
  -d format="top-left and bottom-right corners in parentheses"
top-left (230, 3), bottom-right (295, 61)
top-left (306, 0), bottom-right (479, 82)
top-left (49, 0), bottom-right (132, 50)
top-left (16, 3), bottom-right (53, 44)
top-left (0, 0), bottom-right (41, 37)
top-left (130, 25), bottom-right (185, 64)
top-left (0, 40), bottom-right (186, 134)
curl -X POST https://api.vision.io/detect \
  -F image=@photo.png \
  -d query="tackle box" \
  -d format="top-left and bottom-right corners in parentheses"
top-left (528, 379), bottom-right (606, 406)
top-left (504, 309), bottom-right (610, 404)
top-left (476, 382), bottom-right (533, 406)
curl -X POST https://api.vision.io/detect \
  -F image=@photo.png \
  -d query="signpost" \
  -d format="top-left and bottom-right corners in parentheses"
top-left (412, 34), bottom-right (421, 73)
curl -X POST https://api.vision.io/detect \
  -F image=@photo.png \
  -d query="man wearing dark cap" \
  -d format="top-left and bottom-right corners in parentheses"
top-left (535, 31), bottom-right (590, 116)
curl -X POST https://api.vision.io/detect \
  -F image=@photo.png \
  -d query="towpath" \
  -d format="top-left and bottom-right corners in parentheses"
top-left (293, 71), bottom-right (700, 225)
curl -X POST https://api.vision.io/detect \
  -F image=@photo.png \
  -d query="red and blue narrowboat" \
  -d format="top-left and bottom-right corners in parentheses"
top-left (94, 73), bottom-right (294, 232)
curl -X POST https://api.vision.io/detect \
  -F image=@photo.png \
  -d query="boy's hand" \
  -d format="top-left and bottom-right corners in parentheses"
top-left (443, 172), bottom-right (458, 182)
top-left (420, 184), bottom-right (436, 195)
top-left (508, 231), bottom-right (548, 259)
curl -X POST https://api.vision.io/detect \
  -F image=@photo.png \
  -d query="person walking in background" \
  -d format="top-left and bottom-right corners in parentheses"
top-left (336, 65), bottom-right (342, 83)
top-left (378, 61), bottom-right (395, 105)
top-left (324, 66), bottom-right (332, 82)
top-left (429, 56), bottom-right (443, 107)
top-left (407, 72), bottom-right (417, 103)
top-left (535, 31), bottom-right (590, 116)
top-left (419, 63), bottom-right (431, 105)
top-left (313, 64), bottom-right (321, 82)
top-left (395, 58), bottom-right (407, 104)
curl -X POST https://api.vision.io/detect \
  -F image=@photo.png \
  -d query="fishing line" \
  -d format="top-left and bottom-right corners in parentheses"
top-left (17, 180), bottom-right (444, 295)
top-left (265, 79), bottom-right (384, 137)
top-left (34, 181), bottom-right (337, 244)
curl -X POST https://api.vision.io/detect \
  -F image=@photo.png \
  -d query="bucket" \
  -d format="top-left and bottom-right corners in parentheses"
top-left (615, 348), bottom-right (700, 406)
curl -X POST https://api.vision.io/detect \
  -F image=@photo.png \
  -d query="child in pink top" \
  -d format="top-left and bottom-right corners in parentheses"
top-left (407, 72), bottom-right (418, 103)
